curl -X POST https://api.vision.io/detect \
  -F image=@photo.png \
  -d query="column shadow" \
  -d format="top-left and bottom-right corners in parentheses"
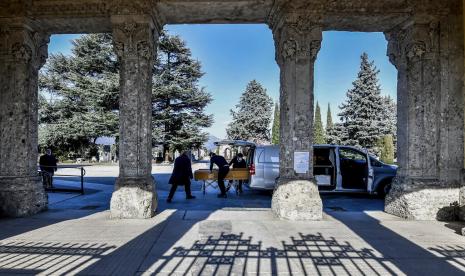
top-left (2, 215), bottom-right (464, 275)
top-left (0, 240), bottom-right (116, 275)
top-left (328, 211), bottom-right (465, 275)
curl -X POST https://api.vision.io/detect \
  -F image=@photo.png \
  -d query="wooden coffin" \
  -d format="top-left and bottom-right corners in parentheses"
top-left (194, 168), bottom-right (249, 181)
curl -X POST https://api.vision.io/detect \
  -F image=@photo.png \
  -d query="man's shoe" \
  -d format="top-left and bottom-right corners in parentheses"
top-left (186, 195), bottom-right (196, 199)
top-left (167, 198), bottom-right (172, 203)
top-left (217, 194), bottom-right (227, 198)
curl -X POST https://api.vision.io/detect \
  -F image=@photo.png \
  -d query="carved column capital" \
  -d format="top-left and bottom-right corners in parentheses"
top-left (110, 0), bottom-right (165, 63)
top-left (0, 22), bottom-right (50, 71)
top-left (385, 19), bottom-right (439, 69)
top-left (268, 4), bottom-right (322, 66)
top-left (276, 26), bottom-right (322, 62)
top-left (112, 20), bottom-right (155, 61)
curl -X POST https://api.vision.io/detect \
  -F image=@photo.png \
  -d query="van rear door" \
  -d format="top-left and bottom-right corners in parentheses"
top-left (263, 146), bottom-right (280, 188)
top-left (366, 150), bottom-right (374, 193)
top-left (250, 148), bottom-right (265, 188)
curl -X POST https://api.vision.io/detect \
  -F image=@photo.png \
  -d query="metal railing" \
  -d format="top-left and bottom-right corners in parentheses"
top-left (38, 165), bottom-right (87, 194)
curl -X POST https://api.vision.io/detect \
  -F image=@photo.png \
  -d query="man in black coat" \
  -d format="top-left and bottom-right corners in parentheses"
top-left (39, 148), bottom-right (58, 188)
top-left (167, 151), bottom-right (195, 203)
top-left (227, 153), bottom-right (247, 193)
top-left (209, 152), bottom-right (229, 198)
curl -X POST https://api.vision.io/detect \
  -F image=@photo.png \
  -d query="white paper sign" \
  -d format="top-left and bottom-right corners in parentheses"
top-left (294, 151), bottom-right (309, 174)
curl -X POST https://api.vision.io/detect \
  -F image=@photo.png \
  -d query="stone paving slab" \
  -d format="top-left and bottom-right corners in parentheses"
top-left (1, 209), bottom-right (464, 276)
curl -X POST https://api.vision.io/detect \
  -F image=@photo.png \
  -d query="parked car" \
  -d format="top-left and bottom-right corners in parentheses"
top-left (214, 140), bottom-right (397, 196)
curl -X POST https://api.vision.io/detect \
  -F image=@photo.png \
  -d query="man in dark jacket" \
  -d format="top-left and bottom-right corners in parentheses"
top-left (209, 152), bottom-right (229, 198)
top-left (167, 151), bottom-right (195, 203)
top-left (39, 148), bottom-right (58, 188)
top-left (228, 153), bottom-right (247, 193)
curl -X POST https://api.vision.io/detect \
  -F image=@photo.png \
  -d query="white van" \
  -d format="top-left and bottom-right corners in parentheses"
top-left (246, 144), bottom-right (397, 195)
top-left (213, 140), bottom-right (397, 195)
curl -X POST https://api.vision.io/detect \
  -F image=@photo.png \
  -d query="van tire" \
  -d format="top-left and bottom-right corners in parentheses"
top-left (376, 180), bottom-right (392, 198)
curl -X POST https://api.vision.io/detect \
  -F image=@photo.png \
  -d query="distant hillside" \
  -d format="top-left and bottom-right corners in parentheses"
top-left (204, 134), bottom-right (221, 151)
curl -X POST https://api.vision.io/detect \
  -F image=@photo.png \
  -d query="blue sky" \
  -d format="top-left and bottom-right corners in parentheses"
top-left (47, 25), bottom-right (397, 139)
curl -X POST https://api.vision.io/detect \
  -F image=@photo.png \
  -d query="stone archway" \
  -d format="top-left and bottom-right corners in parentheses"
top-left (0, 0), bottom-right (463, 221)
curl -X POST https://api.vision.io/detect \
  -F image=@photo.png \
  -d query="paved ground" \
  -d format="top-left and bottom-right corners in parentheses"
top-left (1, 165), bottom-right (465, 275)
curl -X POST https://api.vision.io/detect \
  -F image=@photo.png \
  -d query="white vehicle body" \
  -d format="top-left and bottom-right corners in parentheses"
top-left (246, 144), bottom-right (396, 194)
top-left (212, 140), bottom-right (396, 194)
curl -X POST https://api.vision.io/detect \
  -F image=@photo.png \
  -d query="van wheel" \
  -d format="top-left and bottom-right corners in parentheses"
top-left (377, 181), bottom-right (392, 198)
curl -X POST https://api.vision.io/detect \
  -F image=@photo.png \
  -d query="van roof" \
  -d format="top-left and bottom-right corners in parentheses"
top-left (256, 144), bottom-right (336, 148)
top-left (213, 140), bottom-right (256, 147)
top-left (255, 144), bottom-right (367, 152)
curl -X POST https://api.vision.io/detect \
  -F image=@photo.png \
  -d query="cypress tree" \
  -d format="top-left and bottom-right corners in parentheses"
top-left (226, 80), bottom-right (273, 144)
top-left (271, 102), bottom-right (280, 145)
top-left (313, 102), bottom-right (325, 144)
top-left (326, 103), bottom-right (333, 131)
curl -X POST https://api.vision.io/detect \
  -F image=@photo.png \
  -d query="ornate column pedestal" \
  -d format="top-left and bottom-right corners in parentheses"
top-left (0, 20), bottom-right (49, 217)
top-left (269, 9), bottom-right (323, 220)
top-left (109, 13), bottom-right (160, 219)
top-left (385, 14), bottom-right (464, 220)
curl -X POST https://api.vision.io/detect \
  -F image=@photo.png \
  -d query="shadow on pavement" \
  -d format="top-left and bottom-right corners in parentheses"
top-left (328, 211), bottom-right (465, 275)
top-left (141, 231), bottom-right (399, 275)
top-left (2, 211), bottom-right (464, 275)
top-left (4, 218), bottom-right (463, 275)
top-left (3, 169), bottom-right (463, 275)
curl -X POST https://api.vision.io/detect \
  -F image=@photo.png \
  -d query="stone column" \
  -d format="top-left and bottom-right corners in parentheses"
top-left (385, 14), bottom-right (464, 220)
top-left (0, 20), bottom-right (49, 217)
top-left (460, 0), bottom-right (465, 226)
top-left (269, 13), bottom-right (323, 220)
top-left (109, 15), bottom-right (159, 219)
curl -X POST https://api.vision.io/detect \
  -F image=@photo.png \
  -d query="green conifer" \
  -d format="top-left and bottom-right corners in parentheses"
top-left (313, 102), bottom-right (325, 144)
top-left (271, 102), bottom-right (280, 145)
top-left (226, 80), bottom-right (273, 144)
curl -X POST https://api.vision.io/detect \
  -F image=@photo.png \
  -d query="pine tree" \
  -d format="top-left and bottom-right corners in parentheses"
top-left (226, 80), bottom-right (273, 144)
top-left (326, 103), bottom-right (333, 132)
top-left (271, 102), bottom-right (280, 145)
top-left (39, 32), bottom-right (213, 159)
top-left (326, 123), bottom-right (349, 145)
top-left (337, 52), bottom-right (389, 153)
top-left (313, 102), bottom-right (325, 144)
top-left (39, 34), bottom-right (119, 158)
top-left (152, 32), bottom-right (213, 160)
